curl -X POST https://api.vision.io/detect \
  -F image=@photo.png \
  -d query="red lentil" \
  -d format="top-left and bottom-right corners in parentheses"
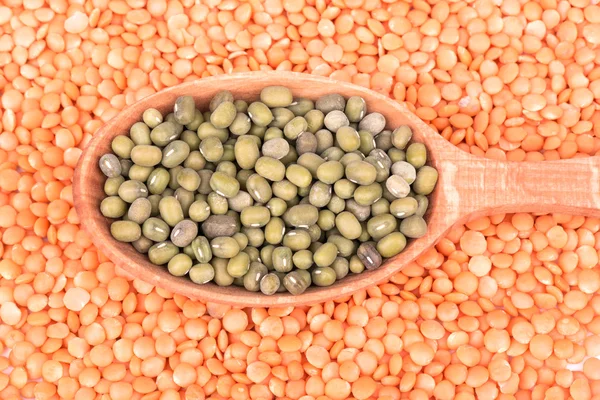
top-left (0, 1), bottom-right (599, 399)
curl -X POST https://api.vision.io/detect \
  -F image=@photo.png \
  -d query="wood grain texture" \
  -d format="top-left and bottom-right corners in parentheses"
top-left (73, 72), bottom-right (600, 307)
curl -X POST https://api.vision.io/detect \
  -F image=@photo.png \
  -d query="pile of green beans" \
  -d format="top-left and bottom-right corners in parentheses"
top-left (99, 87), bottom-right (438, 295)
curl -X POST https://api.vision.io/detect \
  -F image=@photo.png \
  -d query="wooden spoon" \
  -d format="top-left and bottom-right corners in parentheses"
top-left (73, 72), bottom-right (600, 307)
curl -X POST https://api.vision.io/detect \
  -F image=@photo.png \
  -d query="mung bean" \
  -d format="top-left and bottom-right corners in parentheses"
top-left (100, 88), bottom-right (437, 294)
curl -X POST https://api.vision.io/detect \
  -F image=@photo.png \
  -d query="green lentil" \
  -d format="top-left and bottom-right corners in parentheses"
top-left (240, 206), bottom-right (271, 228)
top-left (311, 267), bottom-right (337, 286)
top-left (130, 122), bottom-right (152, 145)
top-left (176, 168), bottom-right (201, 191)
top-left (412, 166), bottom-right (438, 195)
top-left (112, 136), bottom-right (135, 159)
top-left (283, 270), bottom-right (310, 295)
top-left (148, 241), bottom-right (179, 265)
top-left (295, 132), bottom-right (318, 155)
top-left (213, 258), bottom-right (234, 286)
top-left (309, 181), bottom-right (332, 208)
top-left (209, 90), bottom-right (234, 112)
top-left (316, 161), bottom-right (344, 184)
top-left (272, 246), bottom-right (293, 273)
top-left (211, 237), bottom-right (240, 258)
top-left (143, 109), bottom-right (163, 129)
top-left (283, 116), bottom-right (307, 140)
top-left (266, 198), bottom-right (287, 217)
top-left (297, 153), bottom-right (325, 177)
top-left (270, 107), bottom-right (295, 129)
top-left (353, 183), bottom-right (383, 206)
top-left (99, 154), bottom-right (121, 178)
top-left (327, 195), bottom-right (346, 214)
top-left (292, 250), bottom-right (313, 270)
top-left (345, 96), bottom-right (367, 122)
top-left (332, 257), bottom-right (349, 280)
top-left (336, 126), bottom-right (360, 152)
top-left (282, 229), bottom-right (311, 251)
top-left (313, 242), bottom-right (337, 268)
top-left (229, 112), bottom-right (252, 135)
top-left (358, 112), bottom-right (386, 135)
top-left (288, 98), bottom-right (314, 116)
top-left (132, 236), bottom-right (153, 253)
top-left (128, 165), bottom-right (153, 182)
top-left (118, 180), bottom-right (148, 203)
top-left (315, 129), bottom-right (334, 154)
top-left (349, 255), bottom-right (365, 273)
top-left (345, 199), bottom-right (371, 222)
top-left (345, 161), bottom-right (377, 185)
top-left (415, 195), bottom-right (429, 217)
top-left (335, 211), bottom-right (362, 240)
top-left (375, 130), bottom-right (393, 151)
top-left (260, 273), bottom-right (280, 295)
top-left (181, 130), bottom-right (201, 150)
top-left (168, 253), bottom-right (193, 276)
top-left (305, 109), bottom-right (325, 133)
top-left (210, 171), bottom-right (240, 198)
top-left (255, 157), bottom-right (286, 182)
top-left (248, 101), bottom-right (273, 126)
top-left (265, 217), bottom-right (285, 245)
top-left (174, 96), bottom-right (196, 125)
top-left (243, 262), bottom-right (267, 292)
top-left (199, 136), bottom-right (224, 163)
top-left (260, 86), bottom-right (293, 107)
top-left (197, 122), bottom-right (229, 142)
top-left (357, 242), bottom-right (382, 270)
top-left (284, 204), bottom-right (319, 227)
top-left (333, 179), bottom-right (356, 199)
top-left (151, 122), bottom-right (181, 146)
top-left (119, 159), bottom-right (132, 177)
top-left (400, 215), bottom-right (428, 238)
top-left (406, 142), bottom-right (427, 168)
top-left (377, 232), bottom-right (407, 258)
top-left (128, 198), bottom-right (152, 224)
top-left (227, 252), bottom-right (250, 277)
top-left (104, 176), bottom-right (125, 196)
top-left (101, 197), bottom-right (128, 219)
top-left (234, 136), bottom-right (260, 169)
top-left (210, 101), bottom-right (237, 129)
top-left (228, 191), bottom-right (254, 212)
top-left (189, 263), bottom-right (215, 284)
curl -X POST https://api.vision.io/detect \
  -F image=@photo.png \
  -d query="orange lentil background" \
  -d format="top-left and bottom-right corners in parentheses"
top-left (0, 0), bottom-right (600, 399)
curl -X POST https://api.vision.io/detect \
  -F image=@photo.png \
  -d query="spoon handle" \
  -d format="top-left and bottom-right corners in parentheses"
top-left (446, 155), bottom-right (600, 221)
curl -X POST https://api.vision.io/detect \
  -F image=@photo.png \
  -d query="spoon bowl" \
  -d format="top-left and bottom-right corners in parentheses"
top-left (74, 72), bottom-right (600, 307)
